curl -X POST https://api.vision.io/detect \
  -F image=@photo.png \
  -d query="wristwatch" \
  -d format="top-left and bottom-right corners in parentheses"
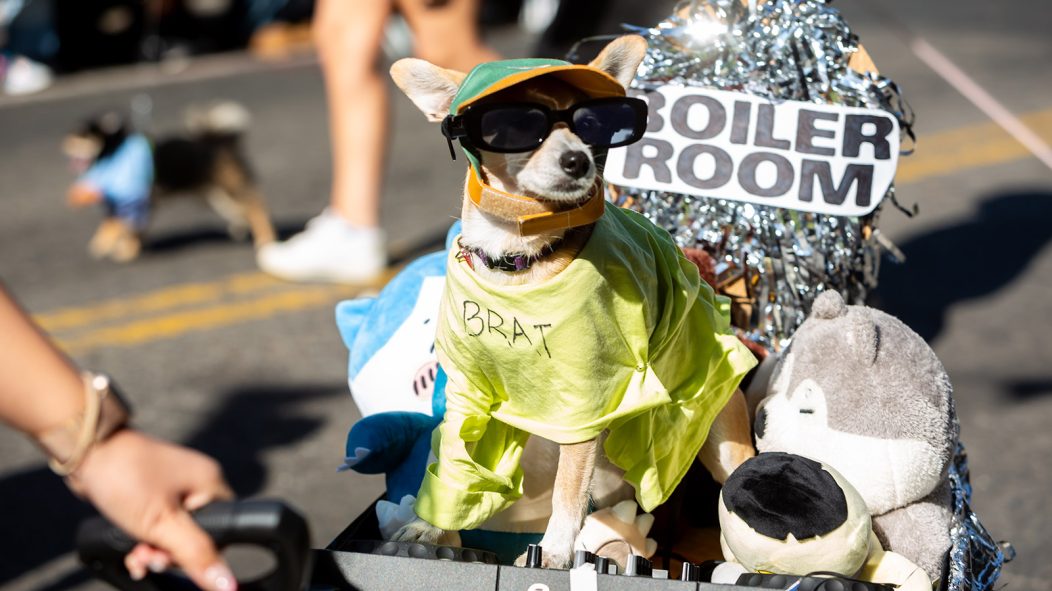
top-left (36, 372), bottom-right (132, 476)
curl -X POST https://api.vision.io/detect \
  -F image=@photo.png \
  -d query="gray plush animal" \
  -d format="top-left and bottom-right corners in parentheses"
top-left (752, 290), bottom-right (956, 581)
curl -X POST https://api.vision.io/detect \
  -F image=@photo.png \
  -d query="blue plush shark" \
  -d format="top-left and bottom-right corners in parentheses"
top-left (334, 224), bottom-right (458, 506)
top-left (335, 222), bottom-right (543, 560)
top-left (334, 223), bottom-right (463, 545)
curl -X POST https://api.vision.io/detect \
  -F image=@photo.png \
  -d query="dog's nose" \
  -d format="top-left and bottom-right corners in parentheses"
top-left (559, 150), bottom-right (591, 178)
top-left (753, 406), bottom-right (767, 440)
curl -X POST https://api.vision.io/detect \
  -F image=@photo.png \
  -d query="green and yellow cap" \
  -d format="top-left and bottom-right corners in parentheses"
top-left (449, 58), bottom-right (626, 115)
top-left (447, 58), bottom-right (625, 170)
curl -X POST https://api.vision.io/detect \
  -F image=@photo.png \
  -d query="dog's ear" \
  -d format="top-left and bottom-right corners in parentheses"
top-left (588, 35), bottom-right (647, 89)
top-left (390, 58), bottom-right (467, 122)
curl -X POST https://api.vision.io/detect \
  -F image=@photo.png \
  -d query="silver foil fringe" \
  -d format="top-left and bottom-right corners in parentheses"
top-left (947, 442), bottom-right (1011, 591)
top-left (612, 0), bottom-right (914, 351)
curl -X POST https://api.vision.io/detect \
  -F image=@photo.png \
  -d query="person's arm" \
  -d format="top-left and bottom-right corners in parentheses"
top-left (0, 287), bottom-right (90, 434)
top-left (0, 286), bottom-right (237, 590)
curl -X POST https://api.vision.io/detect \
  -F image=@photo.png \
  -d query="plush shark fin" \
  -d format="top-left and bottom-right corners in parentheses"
top-left (335, 298), bottom-right (377, 349)
top-left (338, 446), bottom-right (372, 471)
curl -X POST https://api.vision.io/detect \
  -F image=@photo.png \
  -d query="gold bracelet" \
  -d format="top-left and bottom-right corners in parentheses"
top-left (36, 372), bottom-right (130, 476)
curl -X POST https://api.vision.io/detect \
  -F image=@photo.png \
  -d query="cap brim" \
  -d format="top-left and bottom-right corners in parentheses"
top-left (455, 65), bottom-right (626, 113)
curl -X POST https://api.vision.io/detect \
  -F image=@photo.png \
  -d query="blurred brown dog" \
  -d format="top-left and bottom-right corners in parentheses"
top-left (64, 103), bottom-right (275, 262)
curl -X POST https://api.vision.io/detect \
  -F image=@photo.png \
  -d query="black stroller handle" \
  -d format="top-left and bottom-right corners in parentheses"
top-left (76, 499), bottom-right (312, 591)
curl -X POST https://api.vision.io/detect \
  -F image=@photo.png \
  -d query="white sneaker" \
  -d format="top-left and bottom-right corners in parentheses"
top-left (256, 209), bottom-right (386, 284)
top-left (2, 55), bottom-right (52, 96)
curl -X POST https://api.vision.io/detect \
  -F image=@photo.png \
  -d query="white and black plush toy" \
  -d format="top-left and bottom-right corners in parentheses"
top-left (719, 452), bottom-right (872, 576)
top-left (718, 452), bottom-right (931, 591)
top-left (753, 291), bottom-right (956, 581)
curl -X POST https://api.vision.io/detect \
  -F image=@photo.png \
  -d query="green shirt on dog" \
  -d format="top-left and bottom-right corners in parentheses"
top-left (416, 205), bottom-right (756, 531)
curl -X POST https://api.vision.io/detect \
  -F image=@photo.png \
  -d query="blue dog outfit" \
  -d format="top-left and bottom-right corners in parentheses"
top-left (76, 133), bottom-right (154, 230)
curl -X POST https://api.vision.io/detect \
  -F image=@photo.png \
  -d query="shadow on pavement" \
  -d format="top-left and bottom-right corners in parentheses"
top-left (871, 190), bottom-right (1052, 344)
top-left (0, 466), bottom-right (95, 587)
top-left (144, 219), bottom-right (311, 254)
top-left (146, 212), bottom-right (454, 265)
top-left (1002, 378), bottom-right (1052, 401)
top-left (184, 382), bottom-right (345, 497)
top-left (0, 381), bottom-right (344, 587)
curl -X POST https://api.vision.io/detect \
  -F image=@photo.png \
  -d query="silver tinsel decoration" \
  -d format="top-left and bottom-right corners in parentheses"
top-left (612, 0), bottom-right (914, 351)
top-left (947, 442), bottom-right (1012, 591)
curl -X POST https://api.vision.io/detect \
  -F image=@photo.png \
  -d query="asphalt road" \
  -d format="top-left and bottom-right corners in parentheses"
top-left (1, 2), bottom-right (1050, 589)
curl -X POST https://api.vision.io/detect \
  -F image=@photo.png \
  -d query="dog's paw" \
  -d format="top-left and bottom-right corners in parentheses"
top-left (391, 518), bottom-right (460, 546)
top-left (110, 238), bottom-right (141, 263)
top-left (88, 233), bottom-right (115, 259)
top-left (88, 241), bottom-right (110, 260)
top-left (514, 543), bottom-right (574, 569)
top-left (392, 518), bottom-right (443, 543)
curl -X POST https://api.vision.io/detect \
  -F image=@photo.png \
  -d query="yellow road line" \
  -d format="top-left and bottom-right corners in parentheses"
top-left (50, 267), bottom-right (399, 355)
top-left (36, 272), bottom-right (283, 332)
top-left (898, 108), bottom-right (1052, 183)
top-left (34, 107), bottom-right (1052, 355)
top-left (55, 284), bottom-right (357, 355)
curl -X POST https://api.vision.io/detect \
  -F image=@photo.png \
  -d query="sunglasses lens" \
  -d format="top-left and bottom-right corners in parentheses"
top-left (572, 101), bottom-right (645, 147)
top-left (479, 107), bottom-right (549, 151)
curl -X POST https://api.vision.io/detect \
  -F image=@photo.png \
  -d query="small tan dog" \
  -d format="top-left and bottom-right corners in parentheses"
top-left (389, 36), bottom-right (757, 568)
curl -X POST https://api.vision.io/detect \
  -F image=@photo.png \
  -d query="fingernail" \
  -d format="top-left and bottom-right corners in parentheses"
top-left (128, 561), bottom-right (146, 581)
top-left (203, 563), bottom-right (237, 591)
top-left (147, 557), bottom-right (169, 573)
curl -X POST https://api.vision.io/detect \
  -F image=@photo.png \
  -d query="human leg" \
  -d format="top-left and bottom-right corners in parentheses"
top-left (257, 0), bottom-right (390, 283)
top-left (397, 0), bottom-right (500, 71)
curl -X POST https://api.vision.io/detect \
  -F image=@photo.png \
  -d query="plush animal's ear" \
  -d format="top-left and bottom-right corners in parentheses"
top-left (811, 290), bottom-right (847, 319)
top-left (390, 58), bottom-right (467, 122)
top-left (850, 315), bottom-right (880, 366)
top-left (588, 35), bottom-right (648, 89)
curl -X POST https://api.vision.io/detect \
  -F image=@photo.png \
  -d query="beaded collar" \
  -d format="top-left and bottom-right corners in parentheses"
top-left (460, 238), bottom-right (565, 273)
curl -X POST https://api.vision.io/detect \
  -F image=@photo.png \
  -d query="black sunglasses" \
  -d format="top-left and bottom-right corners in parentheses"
top-left (441, 97), bottom-right (649, 160)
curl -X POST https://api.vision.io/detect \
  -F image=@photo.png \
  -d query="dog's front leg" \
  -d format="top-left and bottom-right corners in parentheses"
top-left (698, 388), bottom-right (755, 483)
top-left (89, 218), bottom-right (141, 262)
top-left (516, 438), bottom-right (598, 568)
top-left (392, 518), bottom-right (462, 547)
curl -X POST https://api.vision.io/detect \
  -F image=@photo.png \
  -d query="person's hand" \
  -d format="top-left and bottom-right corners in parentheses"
top-left (68, 429), bottom-right (237, 591)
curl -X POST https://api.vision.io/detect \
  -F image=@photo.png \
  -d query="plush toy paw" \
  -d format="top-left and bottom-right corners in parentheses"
top-left (573, 500), bottom-right (657, 570)
top-left (376, 495), bottom-right (418, 540)
top-left (392, 517), bottom-right (461, 547)
top-left (710, 561), bottom-right (750, 584)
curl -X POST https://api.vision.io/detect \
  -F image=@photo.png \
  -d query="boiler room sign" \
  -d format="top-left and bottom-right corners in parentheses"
top-left (605, 86), bottom-right (900, 217)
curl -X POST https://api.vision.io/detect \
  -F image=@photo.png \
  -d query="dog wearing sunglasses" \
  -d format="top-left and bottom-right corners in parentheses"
top-left (388, 36), bottom-right (757, 568)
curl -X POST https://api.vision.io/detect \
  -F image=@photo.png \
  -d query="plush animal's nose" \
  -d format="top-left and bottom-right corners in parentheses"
top-left (559, 150), bottom-right (590, 178)
top-left (753, 406), bottom-right (767, 439)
